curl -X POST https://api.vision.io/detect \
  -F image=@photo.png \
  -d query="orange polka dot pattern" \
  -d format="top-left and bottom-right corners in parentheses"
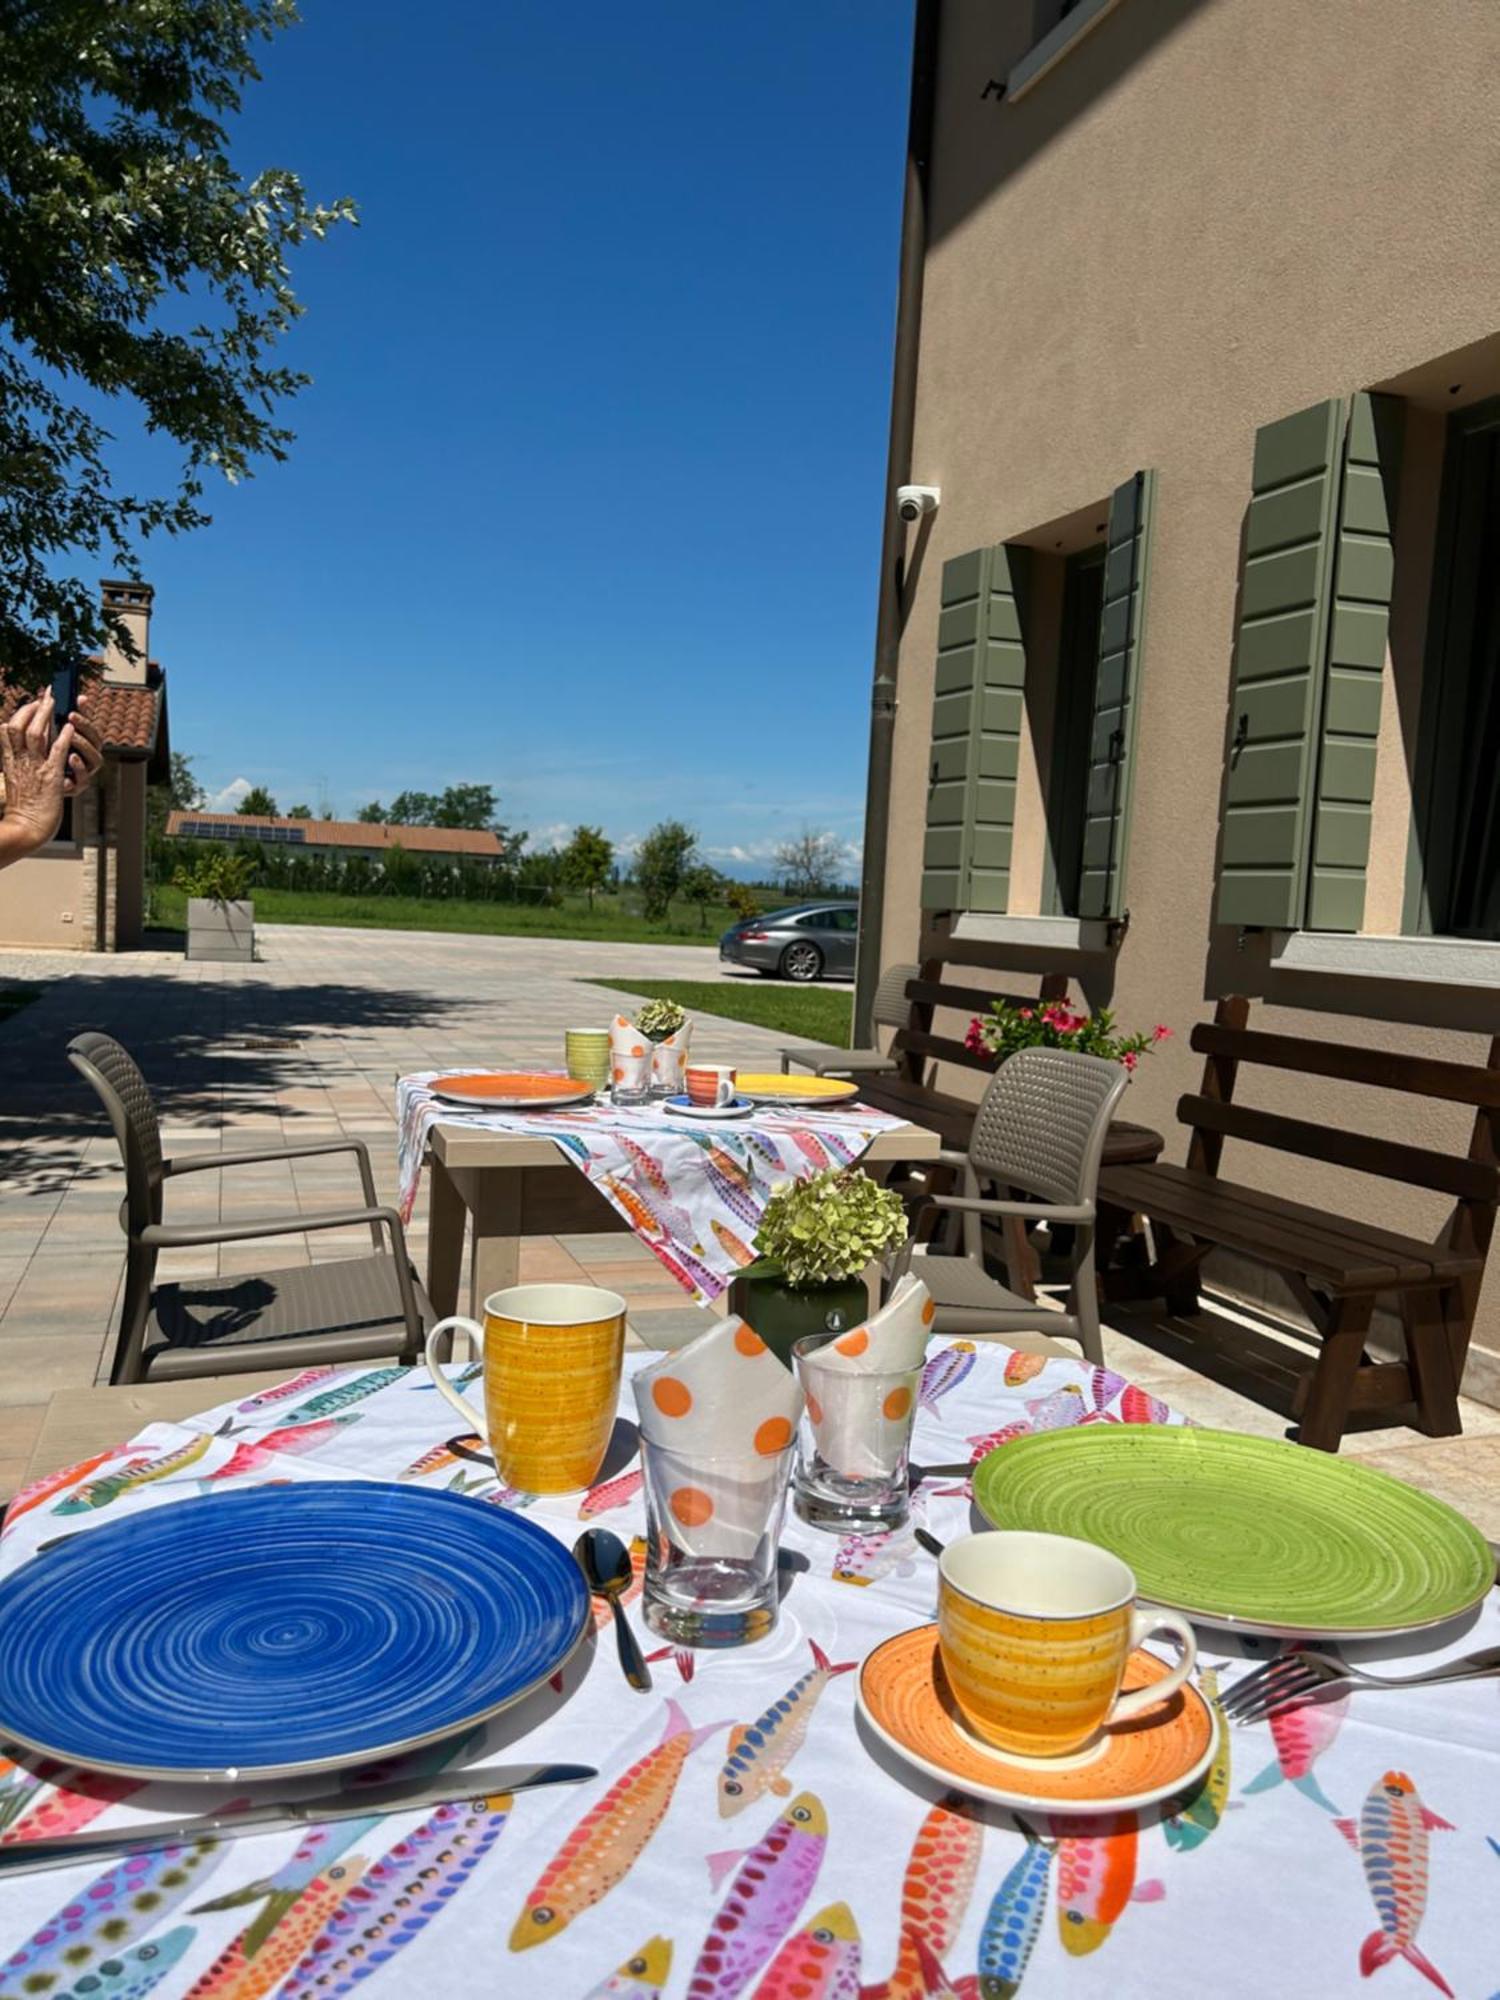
top-left (633, 1314), bottom-right (803, 1463)
top-left (651, 1377), bottom-right (692, 1418)
top-left (669, 1486), bottom-right (714, 1527)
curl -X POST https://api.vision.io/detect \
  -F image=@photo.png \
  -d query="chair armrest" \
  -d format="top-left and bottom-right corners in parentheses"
top-left (165, 1138), bottom-right (375, 1179)
top-left (933, 1148), bottom-right (972, 1170)
top-left (165, 1141), bottom-right (382, 1250)
top-left (926, 1193), bottom-right (1095, 1225)
top-left (142, 1204), bottom-right (405, 1249)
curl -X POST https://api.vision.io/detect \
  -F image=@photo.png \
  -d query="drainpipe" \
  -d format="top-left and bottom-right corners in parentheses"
top-left (852, 0), bottom-right (941, 1042)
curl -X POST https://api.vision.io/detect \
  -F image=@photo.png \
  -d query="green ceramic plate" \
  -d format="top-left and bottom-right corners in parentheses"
top-left (972, 1426), bottom-right (1493, 1638)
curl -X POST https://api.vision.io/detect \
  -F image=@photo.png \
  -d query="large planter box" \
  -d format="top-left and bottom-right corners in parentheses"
top-left (186, 897), bottom-right (254, 963)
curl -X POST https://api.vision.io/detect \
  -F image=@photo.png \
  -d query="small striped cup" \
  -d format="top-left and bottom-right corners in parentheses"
top-left (937, 1531), bottom-right (1196, 1759)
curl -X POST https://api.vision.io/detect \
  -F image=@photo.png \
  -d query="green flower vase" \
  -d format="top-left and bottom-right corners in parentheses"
top-left (731, 1260), bottom-right (869, 1371)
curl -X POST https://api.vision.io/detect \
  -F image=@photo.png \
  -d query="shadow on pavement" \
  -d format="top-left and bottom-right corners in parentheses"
top-left (0, 976), bottom-right (478, 1198)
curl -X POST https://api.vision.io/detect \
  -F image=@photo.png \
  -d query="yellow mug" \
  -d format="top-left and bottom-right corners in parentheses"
top-left (425, 1284), bottom-right (627, 1494)
top-left (937, 1530), bottom-right (1196, 1758)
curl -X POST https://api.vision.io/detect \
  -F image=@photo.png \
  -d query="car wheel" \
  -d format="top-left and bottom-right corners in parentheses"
top-left (780, 941), bottom-right (824, 983)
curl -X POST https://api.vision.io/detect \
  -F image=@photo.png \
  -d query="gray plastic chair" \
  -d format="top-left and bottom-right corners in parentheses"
top-left (779, 961), bottom-right (918, 1077)
top-left (897, 1045), bottom-right (1130, 1364)
top-left (69, 1032), bottom-right (432, 1385)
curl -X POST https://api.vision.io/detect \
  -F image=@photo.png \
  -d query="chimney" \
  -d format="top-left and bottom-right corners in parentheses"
top-left (100, 579), bottom-right (154, 685)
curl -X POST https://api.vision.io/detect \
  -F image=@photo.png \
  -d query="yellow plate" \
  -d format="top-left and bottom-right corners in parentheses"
top-left (735, 1074), bottom-right (860, 1107)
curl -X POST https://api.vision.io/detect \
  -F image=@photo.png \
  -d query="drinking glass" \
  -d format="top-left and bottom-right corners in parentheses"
top-left (640, 1437), bottom-right (793, 1647)
top-left (610, 1047), bottom-right (652, 1106)
top-left (790, 1330), bottom-right (921, 1533)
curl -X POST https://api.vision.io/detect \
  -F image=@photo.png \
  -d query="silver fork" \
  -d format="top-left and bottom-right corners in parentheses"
top-left (1222, 1644), bottom-right (1500, 1726)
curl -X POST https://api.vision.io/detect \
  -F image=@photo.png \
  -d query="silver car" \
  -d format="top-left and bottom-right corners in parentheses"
top-left (717, 902), bottom-right (859, 983)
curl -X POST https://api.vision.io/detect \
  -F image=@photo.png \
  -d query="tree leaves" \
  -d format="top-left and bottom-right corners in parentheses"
top-left (0, 0), bottom-right (356, 680)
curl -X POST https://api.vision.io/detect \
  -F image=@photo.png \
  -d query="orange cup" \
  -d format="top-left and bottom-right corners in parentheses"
top-left (686, 1064), bottom-right (737, 1109)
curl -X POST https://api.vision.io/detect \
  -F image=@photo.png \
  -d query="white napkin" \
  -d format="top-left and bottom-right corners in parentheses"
top-left (634, 1314), bottom-right (803, 1556)
top-left (799, 1274), bottom-right (933, 1481)
top-left (609, 1014), bottom-right (692, 1094)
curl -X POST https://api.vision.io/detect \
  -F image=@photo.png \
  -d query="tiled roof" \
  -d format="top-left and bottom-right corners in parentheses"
top-left (165, 812), bottom-right (505, 857)
top-left (1, 669), bottom-right (165, 760)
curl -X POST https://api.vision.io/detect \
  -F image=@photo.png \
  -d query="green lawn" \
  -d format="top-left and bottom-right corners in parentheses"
top-left (590, 978), bottom-right (852, 1047)
top-left (150, 884), bottom-right (735, 946)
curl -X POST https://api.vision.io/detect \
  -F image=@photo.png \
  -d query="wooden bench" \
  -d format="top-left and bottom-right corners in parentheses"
top-left (1097, 996), bottom-right (1500, 1452)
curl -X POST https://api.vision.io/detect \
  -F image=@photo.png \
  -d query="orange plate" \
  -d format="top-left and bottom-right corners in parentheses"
top-left (856, 1626), bottom-right (1215, 1815)
top-left (429, 1073), bottom-right (596, 1110)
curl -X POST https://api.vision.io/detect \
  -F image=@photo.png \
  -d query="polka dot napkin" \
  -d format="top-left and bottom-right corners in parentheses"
top-left (632, 1315), bottom-right (803, 1557)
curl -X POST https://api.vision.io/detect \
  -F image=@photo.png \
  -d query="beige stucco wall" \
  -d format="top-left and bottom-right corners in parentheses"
top-left (0, 847), bottom-right (93, 950)
top-left (0, 762), bottom-right (140, 952)
top-left (881, 0), bottom-right (1500, 1386)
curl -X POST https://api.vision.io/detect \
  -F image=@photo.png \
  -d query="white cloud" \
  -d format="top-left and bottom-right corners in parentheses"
top-left (204, 777), bottom-right (253, 813)
top-left (529, 822), bottom-right (574, 853)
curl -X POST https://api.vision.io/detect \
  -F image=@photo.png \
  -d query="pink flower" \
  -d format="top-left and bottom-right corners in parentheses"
top-left (1121, 1050), bottom-right (1139, 1070)
top-left (965, 1020), bottom-right (985, 1052)
top-left (1018, 1007), bottom-right (1034, 1021)
top-left (1153, 1024), bottom-right (1172, 1042)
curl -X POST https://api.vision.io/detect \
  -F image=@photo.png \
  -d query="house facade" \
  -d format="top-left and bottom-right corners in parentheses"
top-left (858, 0), bottom-right (1500, 1396)
top-left (0, 582), bottom-right (169, 953)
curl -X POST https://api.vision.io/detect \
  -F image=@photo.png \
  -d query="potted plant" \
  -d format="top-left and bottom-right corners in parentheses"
top-left (735, 1166), bottom-right (909, 1369)
top-left (966, 998), bottom-right (1171, 1072)
top-left (174, 850), bottom-right (256, 962)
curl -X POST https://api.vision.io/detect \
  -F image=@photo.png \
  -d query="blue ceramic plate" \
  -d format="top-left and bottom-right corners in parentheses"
top-left (0, 1481), bottom-right (590, 1780)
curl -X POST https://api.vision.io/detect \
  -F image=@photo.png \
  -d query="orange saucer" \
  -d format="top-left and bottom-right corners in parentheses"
top-left (856, 1627), bottom-right (1215, 1816)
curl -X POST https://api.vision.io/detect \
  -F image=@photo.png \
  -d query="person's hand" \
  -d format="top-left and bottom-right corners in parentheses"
top-left (63, 700), bottom-right (104, 796)
top-left (0, 692), bottom-right (79, 866)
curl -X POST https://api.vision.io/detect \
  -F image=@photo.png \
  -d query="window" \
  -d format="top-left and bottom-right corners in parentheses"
top-left (1008, 0), bottom-right (1123, 101)
top-left (1044, 546), bottom-right (1106, 917)
top-left (918, 473), bottom-right (1154, 927)
top-left (1411, 398), bottom-right (1500, 939)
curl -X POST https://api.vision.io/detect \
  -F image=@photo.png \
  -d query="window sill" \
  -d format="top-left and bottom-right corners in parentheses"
top-left (951, 912), bottom-right (1114, 953)
top-left (1270, 931), bottom-right (1500, 989)
top-left (1006, 0), bottom-right (1124, 102)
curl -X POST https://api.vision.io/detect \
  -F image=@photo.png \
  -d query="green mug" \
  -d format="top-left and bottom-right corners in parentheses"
top-left (564, 1028), bottom-right (610, 1089)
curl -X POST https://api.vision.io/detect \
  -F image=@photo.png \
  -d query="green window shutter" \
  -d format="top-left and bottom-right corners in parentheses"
top-left (1217, 394), bottom-right (1402, 930)
top-left (1077, 469), bottom-right (1155, 920)
top-left (1306, 393), bottom-right (1403, 930)
top-left (919, 543), bottom-right (1027, 913)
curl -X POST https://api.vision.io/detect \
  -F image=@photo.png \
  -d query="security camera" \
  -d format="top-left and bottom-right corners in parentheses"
top-left (896, 484), bottom-right (940, 523)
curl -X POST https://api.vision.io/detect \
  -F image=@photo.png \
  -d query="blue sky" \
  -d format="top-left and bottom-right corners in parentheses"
top-left (116, 1), bottom-right (912, 873)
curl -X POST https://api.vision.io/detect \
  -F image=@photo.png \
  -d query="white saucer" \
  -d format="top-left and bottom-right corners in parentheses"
top-left (662, 1096), bottom-right (754, 1121)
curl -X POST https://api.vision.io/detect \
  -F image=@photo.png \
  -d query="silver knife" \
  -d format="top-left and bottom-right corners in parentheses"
top-left (0, 1761), bottom-right (596, 1877)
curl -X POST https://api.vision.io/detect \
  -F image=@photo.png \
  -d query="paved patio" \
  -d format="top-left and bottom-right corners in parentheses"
top-left (1, 924), bottom-right (1497, 1536)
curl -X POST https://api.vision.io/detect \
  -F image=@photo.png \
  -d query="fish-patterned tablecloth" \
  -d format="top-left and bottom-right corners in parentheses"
top-left (396, 1073), bottom-right (910, 1303)
top-left (1, 1345), bottom-right (1497, 2000)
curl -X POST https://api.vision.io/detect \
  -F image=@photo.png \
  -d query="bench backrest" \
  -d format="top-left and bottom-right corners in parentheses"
top-left (1182, 997), bottom-right (1500, 1254)
top-left (892, 957), bottom-right (1069, 1086)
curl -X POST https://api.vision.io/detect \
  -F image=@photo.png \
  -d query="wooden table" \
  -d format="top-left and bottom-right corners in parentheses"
top-left (11, 1374), bottom-right (294, 1501)
top-left (422, 1117), bottom-right (943, 1319)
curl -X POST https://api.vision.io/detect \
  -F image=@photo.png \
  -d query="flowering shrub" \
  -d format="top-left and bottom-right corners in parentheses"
top-left (754, 1167), bottom-right (908, 1288)
top-left (966, 999), bottom-right (1171, 1073)
top-left (634, 997), bottom-right (686, 1042)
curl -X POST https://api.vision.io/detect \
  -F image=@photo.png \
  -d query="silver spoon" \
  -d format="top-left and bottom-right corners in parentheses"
top-left (574, 1528), bottom-right (652, 1692)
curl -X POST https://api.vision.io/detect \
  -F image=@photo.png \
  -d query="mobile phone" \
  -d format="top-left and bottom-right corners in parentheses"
top-left (50, 662), bottom-right (82, 741)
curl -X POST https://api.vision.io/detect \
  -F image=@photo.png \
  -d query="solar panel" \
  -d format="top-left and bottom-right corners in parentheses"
top-left (178, 821), bottom-right (307, 846)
